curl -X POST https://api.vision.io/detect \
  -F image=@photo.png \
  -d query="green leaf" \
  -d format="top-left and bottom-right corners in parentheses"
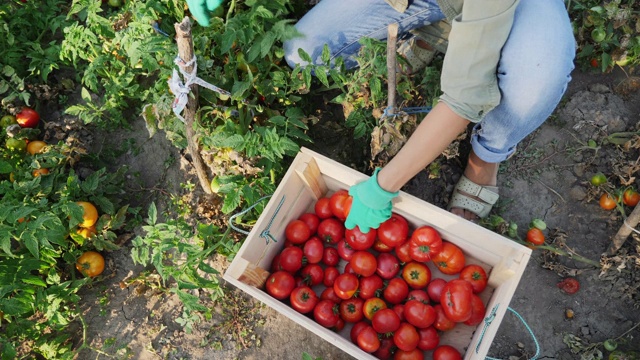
top-left (0, 161), bottom-right (13, 174)
top-left (22, 275), bottom-right (47, 287)
top-left (23, 233), bottom-right (40, 259)
top-left (298, 48), bottom-right (313, 64)
top-left (221, 190), bottom-right (242, 214)
top-left (91, 195), bottom-right (114, 215)
top-left (321, 44), bottom-right (331, 64)
top-left (81, 87), bottom-right (92, 103)
top-left (147, 203), bottom-right (158, 225)
top-left (315, 67), bottom-right (329, 88)
top-left (175, 289), bottom-right (208, 312)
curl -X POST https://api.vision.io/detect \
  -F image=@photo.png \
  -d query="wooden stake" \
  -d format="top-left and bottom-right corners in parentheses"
top-left (386, 23), bottom-right (399, 116)
top-left (174, 17), bottom-right (212, 195)
top-left (608, 205), bottom-right (640, 254)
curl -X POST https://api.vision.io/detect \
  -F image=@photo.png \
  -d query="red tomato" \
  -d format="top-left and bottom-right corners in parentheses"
top-left (459, 264), bottom-right (488, 294)
top-left (402, 261), bottom-right (431, 289)
top-left (314, 197), bottom-right (333, 219)
top-left (314, 299), bottom-right (340, 328)
top-left (395, 240), bottom-right (413, 263)
top-left (322, 247), bottom-right (340, 267)
top-left (440, 279), bottom-right (473, 322)
top-left (393, 322), bottom-right (419, 351)
top-left (376, 252), bottom-right (401, 280)
top-left (329, 189), bottom-right (351, 220)
top-left (285, 219), bottom-right (311, 244)
top-left (323, 266), bottom-right (340, 287)
top-left (320, 287), bottom-right (342, 303)
top-left (373, 337), bottom-right (395, 360)
top-left (343, 262), bottom-right (357, 275)
top-left (350, 321), bottom-right (370, 343)
top-left (373, 238), bottom-right (394, 253)
top-left (358, 274), bottom-right (384, 300)
top-left (427, 278), bottom-right (447, 303)
top-left (279, 246), bottom-right (304, 273)
top-left (404, 300), bottom-right (436, 329)
top-left (557, 277), bottom-right (580, 295)
top-left (270, 253), bottom-right (282, 272)
top-left (345, 226), bottom-right (377, 250)
top-left (298, 212), bottom-right (320, 234)
top-left (357, 325), bottom-right (381, 353)
top-left (393, 304), bottom-right (405, 321)
top-left (303, 237), bottom-right (324, 264)
top-left (337, 240), bottom-right (356, 261)
top-left (317, 218), bottom-right (345, 244)
top-left (265, 271), bottom-right (295, 300)
top-left (378, 213), bottom-right (409, 248)
top-left (350, 251), bottom-right (378, 277)
top-left (599, 193), bottom-right (617, 210)
top-left (526, 228), bottom-right (545, 246)
top-left (16, 107), bottom-right (40, 128)
top-left (432, 241), bottom-right (466, 275)
top-left (409, 225), bottom-right (443, 262)
top-left (406, 289), bottom-right (429, 303)
top-left (623, 188), bottom-right (640, 207)
top-left (433, 304), bottom-right (456, 331)
top-left (299, 264), bottom-right (324, 286)
top-left (433, 345), bottom-right (462, 360)
top-left (372, 308), bottom-right (401, 333)
top-left (463, 294), bottom-right (486, 326)
top-left (417, 326), bottom-right (440, 351)
top-left (339, 297), bottom-right (364, 323)
top-left (290, 286), bottom-right (318, 314)
top-left (334, 273), bottom-right (359, 300)
top-left (333, 317), bottom-right (345, 332)
top-left (383, 278), bottom-right (410, 305)
top-left (394, 348), bottom-right (424, 360)
top-left (363, 297), bottom-right (387, 320)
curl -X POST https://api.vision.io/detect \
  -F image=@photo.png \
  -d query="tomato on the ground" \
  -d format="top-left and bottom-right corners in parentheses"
top-left (76, 251), bottom-right (105, 277)
top-left (623, 188), bottom-right (640, 207)
top-left (599, 193), bottom-right (618, 210)
top-left (557, 277), bottom-right (580, 295)
top-left (409, 225), bottom-right (443, 262)
top-left (290, 286), bottom-right (318, 314)
top-left (432, 241), bottom-right (466, 275)
top-left (402, 261), bottom-right (431, 289)
top-left (526, 228), bottom-right (545, 246)
top-left (459, 264), bottom-right (488, 294)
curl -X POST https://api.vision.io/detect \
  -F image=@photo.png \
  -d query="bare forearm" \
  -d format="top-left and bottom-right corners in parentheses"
top-left (377, 102), bottom-right (469, 192)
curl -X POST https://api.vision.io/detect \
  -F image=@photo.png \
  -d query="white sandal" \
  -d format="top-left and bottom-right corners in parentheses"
top-left (448, 175), bottom-right (500, 219)
top-left (397, 37), bottom-right (436, 75)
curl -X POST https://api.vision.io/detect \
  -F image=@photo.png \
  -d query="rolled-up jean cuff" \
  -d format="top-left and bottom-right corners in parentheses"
top-left (470, 135), bottom-right (516, 163)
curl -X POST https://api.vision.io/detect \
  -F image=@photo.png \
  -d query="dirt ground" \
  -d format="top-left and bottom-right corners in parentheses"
top-left (67, 64), bottom-right (640, 360)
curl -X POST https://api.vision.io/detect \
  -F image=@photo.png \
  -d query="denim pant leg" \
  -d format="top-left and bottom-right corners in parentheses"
top-left (470, 0), bottom-right (576, 163)
top-left (283, 0), bottom-right (444, 69)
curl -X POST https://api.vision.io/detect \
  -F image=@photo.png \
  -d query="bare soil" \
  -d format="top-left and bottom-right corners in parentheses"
top-left (66, 66), bottom-right (640, 360)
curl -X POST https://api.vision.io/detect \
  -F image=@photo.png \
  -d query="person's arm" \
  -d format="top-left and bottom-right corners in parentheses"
top-left (377, 102), bottom-right (469, 192)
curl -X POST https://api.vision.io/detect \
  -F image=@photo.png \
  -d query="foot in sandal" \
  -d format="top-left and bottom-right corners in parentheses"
top-left (449, 150), bottom-right (500, 222)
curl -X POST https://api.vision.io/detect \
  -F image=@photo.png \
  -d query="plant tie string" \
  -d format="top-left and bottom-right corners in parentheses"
top-left (229, 195), bottom-right (285, 245)
top-left (476, 305), bottom-right (540, 360)
top-left (623, 218), bottom-right (640, 235)
top-left (168, 56), bottom-right (232, 123)
top-left (380, 105), bottom-right (432, 121)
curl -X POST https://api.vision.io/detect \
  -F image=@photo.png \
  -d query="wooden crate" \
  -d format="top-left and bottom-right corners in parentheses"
top-left (223, 147), bottom-right (531, 360)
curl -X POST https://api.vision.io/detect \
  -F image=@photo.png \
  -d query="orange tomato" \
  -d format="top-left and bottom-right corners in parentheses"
top-left (77, 201), bottom-right (99, 228)
top-left (32, 168), bottom-right (49, 177)
top-left (27, 140), bottom-right (47, 155)
top-left (76, 251), bottom-right (105, 277)
top-left (623, 189), bottom-right (640, 207)
top-left (526, 228), bottom-right (545, 246)
top-left (599, 193), bottom-right (617, 210)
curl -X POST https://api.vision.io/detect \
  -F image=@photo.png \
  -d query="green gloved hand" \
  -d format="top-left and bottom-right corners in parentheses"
top-left (344, 168), bottom-right (399, 233)
top-left (186, 0), bottom-right (223, 27)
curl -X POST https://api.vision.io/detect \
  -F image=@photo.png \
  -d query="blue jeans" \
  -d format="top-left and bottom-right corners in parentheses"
top-left (283, 0), bottom-right (575, 163)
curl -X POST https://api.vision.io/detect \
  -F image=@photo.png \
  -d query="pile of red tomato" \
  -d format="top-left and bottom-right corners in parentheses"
top-left (264, 190), bottom-right (490, 360)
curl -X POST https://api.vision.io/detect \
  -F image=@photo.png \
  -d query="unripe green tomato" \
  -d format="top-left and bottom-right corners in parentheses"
top-left (591, 173), bottom-right (607, 186)
top-left (0, 115), bottom-right (17, 128)
top-left (6, 138), bottom-right (27, 152)
top-left (603, 339), bottom-right (618, 352)
top-left (591, 27), bottom-right (606, 43)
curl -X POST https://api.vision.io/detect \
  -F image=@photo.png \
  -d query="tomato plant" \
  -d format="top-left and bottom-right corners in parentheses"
top-left (409, 225), bottom-right (443, 262)
top-left (432, 242), bottom-right (466, 275)
top-left (459, 264), bottom-right (488, 293)
top-left (76, 251), bottom-right (105, 277)
top-left (402, 261), bottom-right (431, 289)
top-left (290, 286), bottom-right (318, 314)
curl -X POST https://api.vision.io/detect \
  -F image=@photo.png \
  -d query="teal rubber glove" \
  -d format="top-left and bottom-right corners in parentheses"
top-left (344, 168), bottom-right (399, 233)
top-left (186, 0), bottom-right (223, 27)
